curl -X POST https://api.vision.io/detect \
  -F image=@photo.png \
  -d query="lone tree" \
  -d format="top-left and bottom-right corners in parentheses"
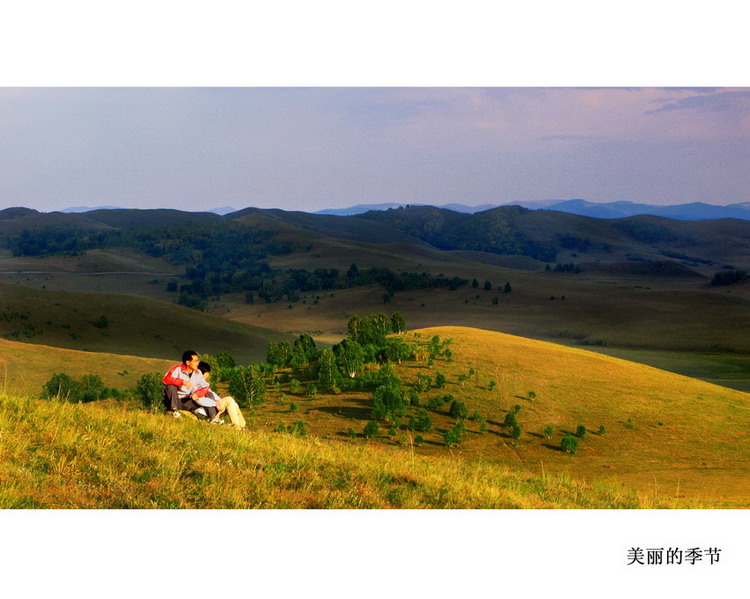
top-left (228, 364), bottom-right (267, 408)
top-left (346, 263), bottom-right (360, 280)
top-left (390, 312), bottom-right (406, 334)
top-left (449, 399), bottom-right (468, 419)
top-left (334, 338), bottom-right (364, 379)
top-left (371, 382), bottom-right (407, 420)
top-left (135, 372), bottom-right (164, 412)
top-left (363, 420), bottom-right (379, 438)
top-left (503, 282), bottom-right (512, 293)
top-left (561, 435), bottom-right (579, 454)
top-left (317, 348), bottom-right (340, 392)
top-left (443, 420), bottom-right (466, 447)
top-left (434, 372), bottom-right (447, 388)
top-left (483, 280), bottom-right (492, 291)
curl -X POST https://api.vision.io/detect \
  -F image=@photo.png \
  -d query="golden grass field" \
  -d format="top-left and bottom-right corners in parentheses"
top-left (0, 392), bottom-right (697, 509)
top-left (244, 326), bottom-right (750, 506)
top-left (0, 337), bottom-right (173, 396)
top-left (1, 316), bottom-right (748, 507)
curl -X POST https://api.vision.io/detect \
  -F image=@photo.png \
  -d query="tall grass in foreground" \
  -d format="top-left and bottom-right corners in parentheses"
top-left (0, 394), bottom-right (704, 509)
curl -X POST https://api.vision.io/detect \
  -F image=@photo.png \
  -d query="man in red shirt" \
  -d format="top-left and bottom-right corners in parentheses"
top-left (162, 350), bottom-right (202, 418)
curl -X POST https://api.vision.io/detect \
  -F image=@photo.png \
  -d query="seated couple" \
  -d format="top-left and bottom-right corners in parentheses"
top-left (162, 350), bottom-right (246, 429)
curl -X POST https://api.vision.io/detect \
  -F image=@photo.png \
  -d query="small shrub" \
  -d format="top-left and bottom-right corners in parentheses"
top-left (289, 402), bottom-right (299, 412)
top-left (479, 422), bottom-right (488, 434)
top-left (434, 372), bottom-right (447, 388)
top-left (598, 425), bottom-right (606, 435)
top-left (363, 421), bottom-right (379, 438)
top-left (449, 400), bottom-right (468, 420)
top-left (288, 421), bottom-right (307, 436)
top-left (510, 423), bottom-right (522, 439)
top-left (443, 420), bottom-right (466, 447)
top-left (289, 378), bottom-right (302, 394)
top-left (346, 428), bottom-right (357, 439)
top-left (414, 434), bottom-right (425, 446)
top-left (503, 412), bottom-right (517, 427)
top-left (561, 435), bottom-right (579, 454)
top-left (576, 425), bottom-right (586, 438)
top-left (468, 411), bottom-right (484, 422)
top-left (407, 409), bottom-right (432, 433)
top-left (543, 425), bottom-right (555, 438)
top-left (426, 394), bottom-right (451, 412)
top-left (488, 380), bottom-right (497, 391)
top-left (134, 372), bottom-right (164, 411)
top-left (527, 391), bottom-right (536, 400)
top-left (513, 404), bottom-right (521, 414)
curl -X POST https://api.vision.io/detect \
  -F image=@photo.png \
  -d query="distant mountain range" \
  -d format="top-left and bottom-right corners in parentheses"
top-left (61, 205), bottom-right (237, 215)
top-left (38, 199), bottom-right (750, 222)
top-left (6, 203), bottom-right (748, 270)
top-left (316, 200), bottom-right (750, 221)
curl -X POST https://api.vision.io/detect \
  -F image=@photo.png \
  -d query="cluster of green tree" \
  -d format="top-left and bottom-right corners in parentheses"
top-left (545, 263), bottom-right (581, 273)
top-left (711, 269), bottom-right (748, 286)
top-left (239, 265), bottom-right (468, 308)
top-left (265, 312), bottom-right (477, 445)
top-left (41, 373), bottom-right (127, 403)
top-left (266, 313), bottom-right (412, 391)
top-left (6, 225), bottom-right (101, 257)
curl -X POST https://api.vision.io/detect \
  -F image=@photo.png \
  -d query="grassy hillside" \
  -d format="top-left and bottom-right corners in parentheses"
top-left (0, 392), bottom-right (691, 508)
top-left (0, 337), bottom-right (173, 396)
top-left (2, 324), bottom-right (748, 507)
top-left (243, 326), bottom-right (750, 505)
top-left (0, 281), bottom-right (292, 363)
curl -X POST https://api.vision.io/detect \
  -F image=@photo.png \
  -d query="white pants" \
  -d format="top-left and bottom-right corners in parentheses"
top-left (216, 396), bottom-right (246, 429)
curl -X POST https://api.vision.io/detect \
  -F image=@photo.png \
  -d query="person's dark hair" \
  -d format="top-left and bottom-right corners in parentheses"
top-left (182, 350), bottom-right (199, 364)
top-left (198, 361), bottom-right (211, 374)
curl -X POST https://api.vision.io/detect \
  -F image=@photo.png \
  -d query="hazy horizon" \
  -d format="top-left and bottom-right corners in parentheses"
top-left (1, 88), bottom-right (749, 214)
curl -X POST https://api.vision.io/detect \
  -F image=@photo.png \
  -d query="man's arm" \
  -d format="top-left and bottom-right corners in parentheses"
top-left (162, 365), bottom-right (192, 388)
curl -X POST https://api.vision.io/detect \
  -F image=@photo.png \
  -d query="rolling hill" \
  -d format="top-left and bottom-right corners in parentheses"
top-left (1, 205), bottom-right (748, 394)
top-left (245, 325), bottom-right (750, 504)
top-left (0, 337), bottom-right (173, 396)
top-left (2, 323), bottom-right (748, 507)
top-left (0, 280), bottom-right (292, 363)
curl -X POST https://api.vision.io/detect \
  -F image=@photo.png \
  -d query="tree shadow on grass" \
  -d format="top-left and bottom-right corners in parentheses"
top-left (541, 443), bottom-right (566, 453)
top-left (316, 405), bottom-right (372, 420)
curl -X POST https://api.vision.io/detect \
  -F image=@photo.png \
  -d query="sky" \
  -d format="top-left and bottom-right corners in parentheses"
top-left (1, 87), bottom-right (749, 213)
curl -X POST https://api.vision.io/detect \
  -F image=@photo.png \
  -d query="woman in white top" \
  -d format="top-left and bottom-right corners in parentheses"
top-left (195, 361), bottom-right (247, 429)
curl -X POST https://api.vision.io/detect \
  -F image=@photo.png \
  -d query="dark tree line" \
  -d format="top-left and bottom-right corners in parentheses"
top-left (711, 270), bottom-right (748, 286)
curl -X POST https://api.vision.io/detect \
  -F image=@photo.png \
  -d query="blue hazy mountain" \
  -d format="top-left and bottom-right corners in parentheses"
top-left (316, 200), bottom-right (750, 221)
